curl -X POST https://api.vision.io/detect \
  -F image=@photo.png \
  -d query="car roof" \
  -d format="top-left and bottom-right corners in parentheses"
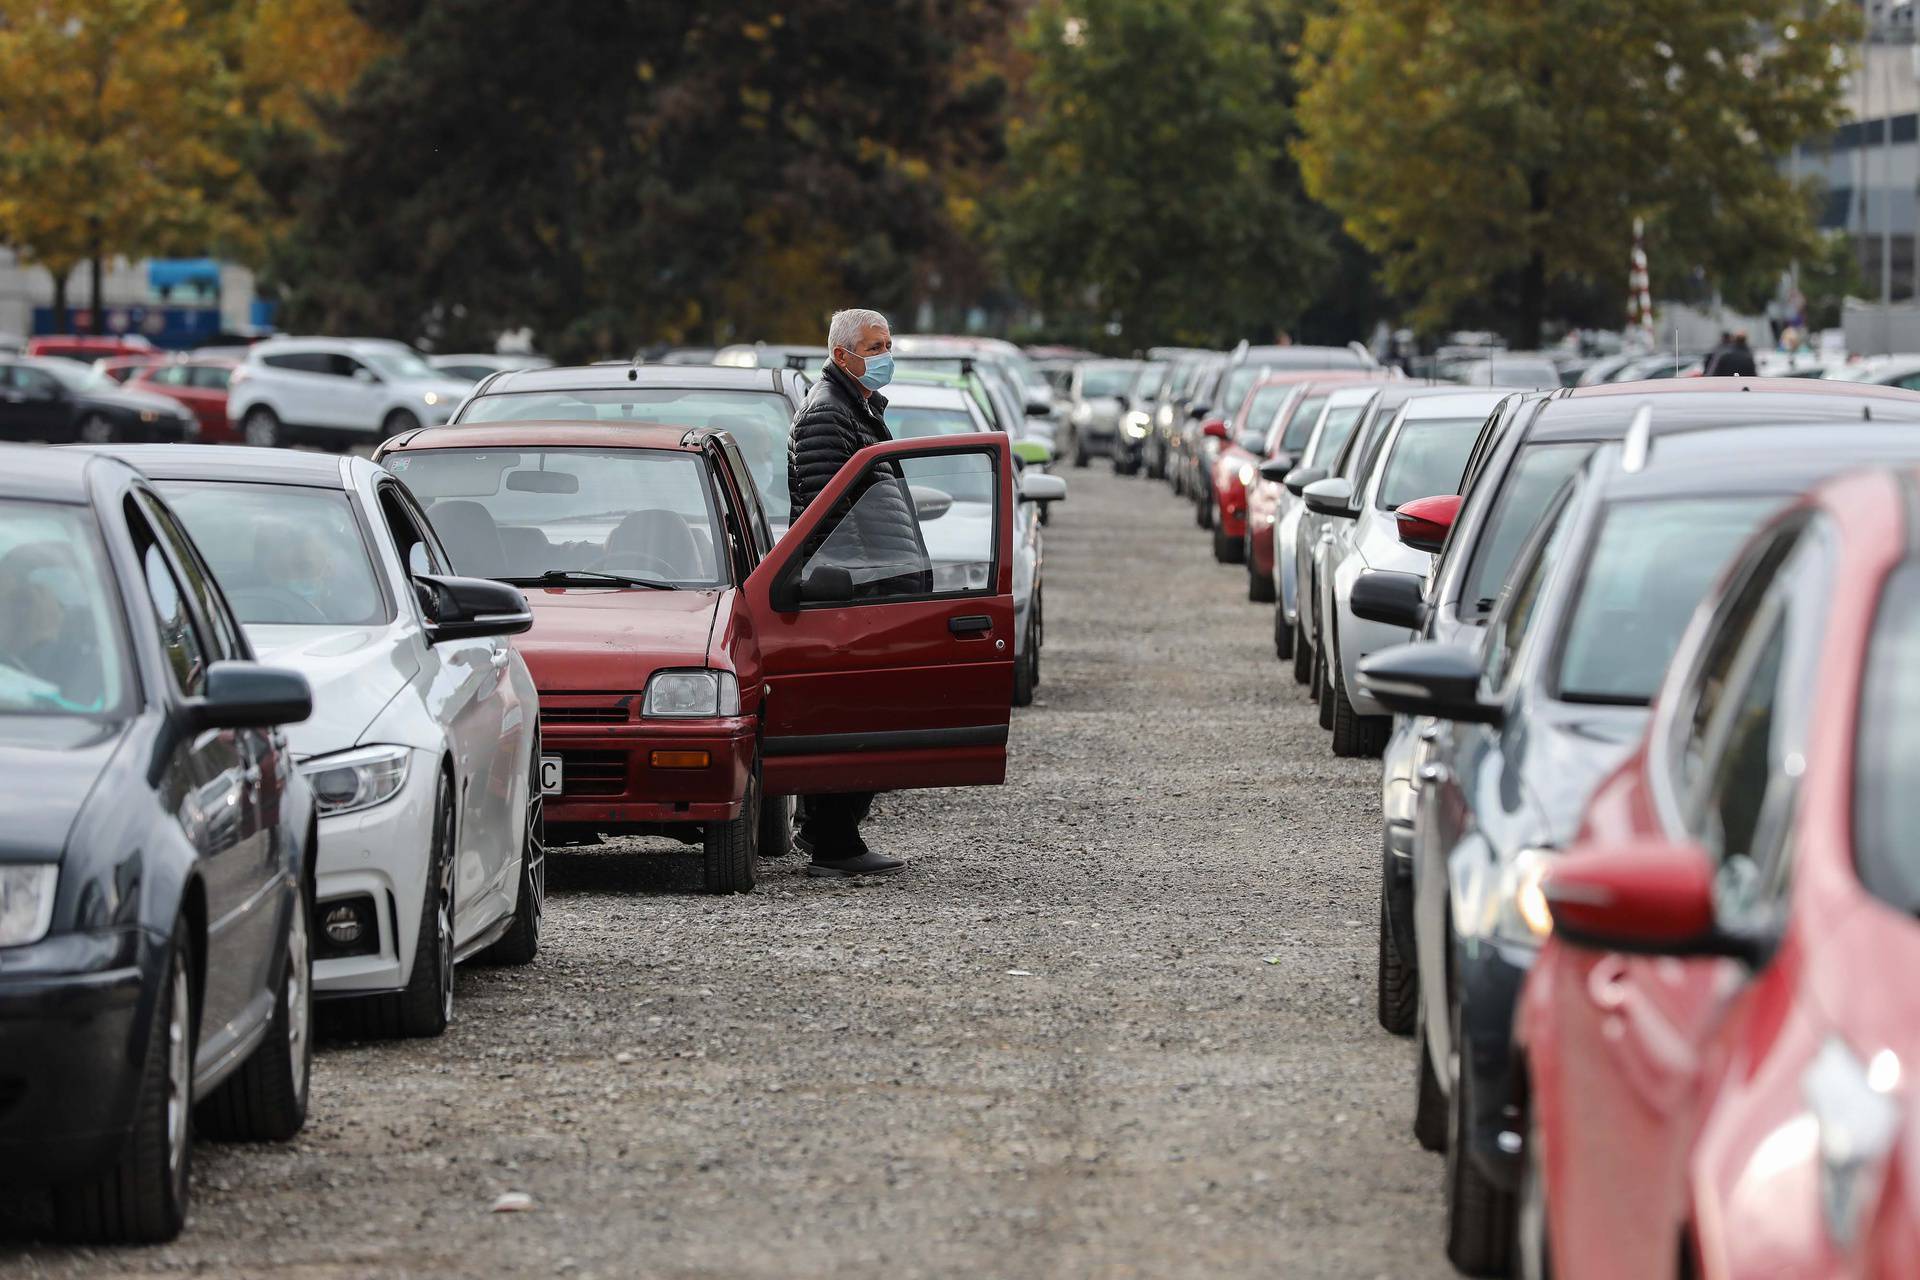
top-left (1377, 382), bottom-right (1526, 409)
top-left (881, 382), bottom-right (973, 409)
top-left (472, 364), bottom-right (794, 395)
top-left (1594, 421), bottom-right (1920, 502)
top-left (1400, 389), bottom-right (1515, 419)
top-left (1525, 379), bottom-right (1920, 444)
top-left (1232, 345), bottom-right (1373, 369)
top-left (1568, 375), bottom-right (1910, 401)
top-left (250, 336), bottom-right (414, 354)
top-left (384, 421), bottom-right (705, 453)
top-left (71, 443), bottom-right (353, 488)
top-left (0, 445), bottom-right (136, 503)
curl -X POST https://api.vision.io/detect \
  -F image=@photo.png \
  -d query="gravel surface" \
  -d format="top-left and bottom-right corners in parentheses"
top-left (1, 462), bottom-right (1450, 1279)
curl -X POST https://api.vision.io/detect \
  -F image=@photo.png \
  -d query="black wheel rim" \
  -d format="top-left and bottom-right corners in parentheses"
top-left (525, 751), bottom-right (545, 945)
top-left (436, 797), bottom-right (454, 1021)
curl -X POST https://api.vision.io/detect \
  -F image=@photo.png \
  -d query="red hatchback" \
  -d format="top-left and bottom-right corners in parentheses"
top-left (378, 422), bottom-right (1016, 892)
top-left (1513, 466), bottom-right (1920, 1278)
top-left (129, 357), bottom-right (239, 442)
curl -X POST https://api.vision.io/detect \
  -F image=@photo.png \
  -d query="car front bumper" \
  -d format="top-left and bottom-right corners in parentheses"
top-left (0, 926), bottom-right (162, 1184)
top-left (310, 749), bottom-right (439, 996)
top-left (543, 718), bottom-right (755, 830)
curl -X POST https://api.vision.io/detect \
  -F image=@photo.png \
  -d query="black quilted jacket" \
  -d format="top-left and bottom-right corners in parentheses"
top-left (787, 362), bottom-right (929, 590)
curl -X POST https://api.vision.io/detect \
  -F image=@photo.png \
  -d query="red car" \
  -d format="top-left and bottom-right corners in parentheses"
top-left (130, 357), bottom-right (240, 442)
top-left (378, 421), bottom-right (1016, 893)
top-left (26, 334), bottom-right (156, 363)
top-left (1514, 465), bottom-right (1920, 1279)
top-left (1242, 372), bottom-right (1391, 597)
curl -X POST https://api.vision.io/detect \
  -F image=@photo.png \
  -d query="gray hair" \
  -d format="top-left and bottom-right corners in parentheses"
top-left (828, 308), bottom-right (889, 353)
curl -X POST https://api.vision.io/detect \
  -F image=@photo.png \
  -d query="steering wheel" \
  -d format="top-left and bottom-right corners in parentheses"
top-left (588, 553), bottom-right (680, 581)
top-left (230, 586), bottom-right (329, 624)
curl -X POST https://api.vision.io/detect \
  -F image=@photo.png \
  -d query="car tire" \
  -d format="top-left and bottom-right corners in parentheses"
top-left (1515, 1100), bottom-right (1551, 1280)
top-left (52, 918), bottom-right (195, 1244)
top-left (1195, 488), bottom-right (1211, 529)
top-left (336, 780), bottom-right (455, 1038)
top-left (1013, 620), bottom-right (1036, 708)
top-left (1289, 616), bottom-right (1309, 682)
top-left (1415, 1002), bottom-right (1448, 1153)
top-left (1330, 647), bottom-right (1388, 758)
top-left (1377, 872), bottom-right (1417, 1035)
top-left (479, 744), bottom-right (545, 966)
top-left (1211, 516), bottom-right (1239, 563)
top-left (381, 409), bottom-right (421, 442)
top-left (198, 870), bottom-right (312, 1142)
top-left (1315, 645), bottom-right (1335, 730)
top-left (758, 791), bottom-right (794, 858)
top-left (1073, 441), bottom-right (1089, 468)
top-left (702, 752), bottom-right (759, 893)
top-left (1248, 543), bottom-right (1276, 603)
top-left (77, 413), bottom-right (116, 444)
top-left (242, 406), bottom-right (281, 448)
top-left (1446, 999), bottom-right (1518, 1276)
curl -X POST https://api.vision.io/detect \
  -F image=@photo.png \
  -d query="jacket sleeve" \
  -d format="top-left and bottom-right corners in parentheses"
top-left (788, 401), bottom-right (857, 519)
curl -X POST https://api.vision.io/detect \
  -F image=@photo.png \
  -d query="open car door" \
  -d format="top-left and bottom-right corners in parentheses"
top-left (741, 433), bottom-right (1015, 795)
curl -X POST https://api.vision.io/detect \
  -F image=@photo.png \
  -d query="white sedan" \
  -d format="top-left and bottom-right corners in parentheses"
top-left (96, 446), bottom-right (544, 1038)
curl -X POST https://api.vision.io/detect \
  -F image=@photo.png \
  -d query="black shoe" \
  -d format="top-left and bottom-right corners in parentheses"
top-left (806, 849), bottom-right (906, 878)
top-left (791, 830), bottom-right (814, 859)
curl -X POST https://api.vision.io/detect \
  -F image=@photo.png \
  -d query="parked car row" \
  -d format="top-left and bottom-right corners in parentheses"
top-left (1095, 363), bottom-right (1920, 1277)
top-left (2, 352), bottom-right (1064, 1243)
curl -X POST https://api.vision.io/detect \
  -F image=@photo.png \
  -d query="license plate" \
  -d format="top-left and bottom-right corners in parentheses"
top-left (539, 755), bottom-right (563, 795)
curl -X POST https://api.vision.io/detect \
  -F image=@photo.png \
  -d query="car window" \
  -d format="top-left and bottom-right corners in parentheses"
top-left (160, 481), bottom-right (391, 627)
top-left (1238, 385), bottom-right (1293, 451)
top-left (391, 447), bottom-right (724, 586)
top-left (1278, 396), bottom-right (1328, 454)
top-left (1694, 615), bottom-right (1787, 871)
top-left (0, 499), bottom-right (129, 716)
top-left (798, 447), bottom-right (991, 601)
top-left (1079, 365), bottom-right (1137, 398)
top-left (128, 499), bottom-right (208, 698)
top-left (261, 352), bottom-right (327, 374)
top-left (1855, 562), bottom-right (1920, 914)
top-left (1481, 491), bottom-right (1573, 693)
top-left (1342, 403), bottom-right (1397, 483)
top-left (718, 437), bottom-right (774, 552)
top-left (13, 367), bottom-right (62, 396)
top-left (188, 365), bottom-right (231, 390)
top-left (1375, 417), bottom-right (1481, 510)
top-left (1221, 365), bottom-right (1276, 418)
top-left (150, 365), bottom-right (190, 387)
top-left (363, 349), bottom-right (436, 380)
top-left (137, 492), bottom-right (244, 661)
top-left (1459, 443), bottom-right (1592, 617)
top-left (1302, 405), bottom-right (1363, 468)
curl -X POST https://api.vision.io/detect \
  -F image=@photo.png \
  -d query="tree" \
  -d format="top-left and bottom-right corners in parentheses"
top-left (1293, 0), bottom-right (1859, 347)
top-left (997, 0), bottom-right (1337, 349)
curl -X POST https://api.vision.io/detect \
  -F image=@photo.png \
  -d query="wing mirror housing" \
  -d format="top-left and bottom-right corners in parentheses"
top-left (1025, 392), bottom-right (1054, 417)
top-left (798, 564), bottom-right (853, 606)
top-left (1012, 439), bottom-right (1054, 469)
top-left (1259, 451), bottom-right (1296, 479)
top-left (1356, 641), bottom-right (1501, 724)
top-left (1396, 494), bottom-right (1463, 554)
top-left (415, 573), bottom-right (534, 643)
top-left (1019, 471), bottom-right (1067, 504)
top-left (1543, 840), bottom-right (1773, 964)
top-left (1349, 570), bottom-right (1427, 631)
top-left (1283, 465), bottom-right (1328, 496)
top-left (910, 484), bottom-right (954, 522)
top-left (189, 661), bottom-right (313, 730)
top-left (1201, 419), bottom-right (1230, 441)
top-left (1302, 476), bottom-right (1356, 518)
top-left (1186, 402), bottom-right (1211, 420)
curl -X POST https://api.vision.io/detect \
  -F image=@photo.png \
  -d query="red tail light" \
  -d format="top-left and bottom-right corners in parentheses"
top-left (1394, 494), bottom-right (1462, 553)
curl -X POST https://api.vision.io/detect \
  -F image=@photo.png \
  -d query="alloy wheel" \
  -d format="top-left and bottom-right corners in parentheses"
top-left (435, 801), bottom-right (455, 1023)
top-left (286, 899), bottom-right (311, 1100)
top-left (244, 410), bottom-right (277, 448)
top-left (79, 415), bottom-right (113, 444)
top-left (524, 754), bottom-right (546, 948)
top-left (165, 961), bottom-right (191, 1181)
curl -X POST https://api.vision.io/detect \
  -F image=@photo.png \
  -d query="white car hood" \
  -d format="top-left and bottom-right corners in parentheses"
top-left (245, 624), bottom-right (417, 758)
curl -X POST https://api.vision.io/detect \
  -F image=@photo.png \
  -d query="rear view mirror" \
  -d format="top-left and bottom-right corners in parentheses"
top-left (506, 470), bottom-right (580, 494)
top-left (1302, 476), bottom-right (1356, 517)
top-left (1350, 571), bottom-right (1426, 631)
top-left (1544, 841), bottom-right (1724, 955)
top-left (1259, 457), bottom-right (1295, 483)
top-left (1019, 472), bottom-right (1067, 504)
top-left (415, 573), bottom-right (534, 642)
top-left (799, 565), bottom-right (853, 605)
top-left (191, 661), bottom-right (313, 730)
top-left (1283, 465), bottom-right (1328, 496)
top-left (910, 485), bottom-right (953, 522)
top-left (1356, 642), bottom-right (1501, 724)
top-left (1395, 494), bottom-right (1462, 554)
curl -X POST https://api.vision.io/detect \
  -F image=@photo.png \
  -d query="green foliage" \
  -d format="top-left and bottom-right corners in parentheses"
top-left (1294, 0), bottom-right (1860, 346)
top-left (272, 0), bottom-right (1012, 359)
top-left (996, 0), bottom-right (1335, 350)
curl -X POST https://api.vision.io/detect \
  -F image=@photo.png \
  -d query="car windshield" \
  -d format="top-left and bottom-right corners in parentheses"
top-left (1220, 364), bottom-right (1276, 414)
top-left (1132, 362), bottom-right (1168, 397)
top-left (1305, 404), bottom-right (1366, 468)
top-left (1080, 365), bottom-right (1137, 398)
top-left (0, 499), bottom-right (129, 716)
top-left (1376, 417), bottom-right (1481, 509)
top-left (388, 447), bottom-right (725, 587)
top-left (459, 388), bottom-right (795, 521)
top-left (31, 359), bottom-right (92, 392)
top-left (1555, 496), bottom-right (1777, 704)
top-left (1239, 385), bottom-right (1294, 450)
top-left (362, 349), bottom-right (438, 380)
top-left (1280, 396), bottom-right (1329, 453)
top-left (162, 482), bottom-right (391, 626)
top-left (1460, 443), bottom-right (1593, 615)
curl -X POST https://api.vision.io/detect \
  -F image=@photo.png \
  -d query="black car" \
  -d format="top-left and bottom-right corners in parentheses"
top-left (0, 446), bottom-right (316, 1243)
top-left (444, 362), bottom-right (810, 534)
top-left (0, 356), bottom-right (199, 444)
top-left (1358, 417), bottom-right (1920, 1275)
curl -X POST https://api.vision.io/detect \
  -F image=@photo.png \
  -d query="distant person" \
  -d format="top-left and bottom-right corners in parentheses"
top-left (784, 306), bottom-right (927, 878)
top-left (1702, 330), bottom-right (1734, 376)
top-left (1717, 329), bottom-right (1758, 378)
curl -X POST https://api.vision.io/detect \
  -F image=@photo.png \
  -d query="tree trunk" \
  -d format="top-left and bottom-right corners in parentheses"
top-left (50, 267), bottom-right (70, 334)
top-left (88, 238), bottom-right (105, 336)
top-left (1517, 249), bottom-right (1546, 351)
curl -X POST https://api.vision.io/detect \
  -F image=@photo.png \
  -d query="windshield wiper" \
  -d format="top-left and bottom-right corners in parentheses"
top-left (509, 569), bottom-right (674, 590)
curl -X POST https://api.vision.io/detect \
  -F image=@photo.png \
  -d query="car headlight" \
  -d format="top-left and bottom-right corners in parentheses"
top-left (138, 409), bottom-right (160, 423)
top-left (301, 745), bottom-right (411, 817)
top-left (643, 669), bottom-right (741, 718)
top-left (932, 561), bottom-right (992, 593)
top-left (1123, 412), bottom-right (1149, 439)
top-left (0, 864), bottom-right (58, 948)
top-left (1487, 846), bottom-right (1556, 946)
top-left (1238, 462), bottom-right (1256, 487)
top-left (422, 392), bottom-right (442, 406)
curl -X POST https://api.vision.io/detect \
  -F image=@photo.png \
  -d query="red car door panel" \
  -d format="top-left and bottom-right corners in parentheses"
top-left (743, 434), bottom-right (1015, 795)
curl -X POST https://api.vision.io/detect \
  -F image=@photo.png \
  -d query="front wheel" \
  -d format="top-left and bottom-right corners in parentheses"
top-left (758, 791), bottom-right (794, 858)
top-left (337, 780), bottom-right (454, 1038)
top-left (77, 413), bottom-right (115, 444)
top-left (381, 409), bottom-right (421, 441)
top-left (1445, 1000), bottom-right (1518, 1275)
top-left (1013, 617), bottom-right (1036, 707)
top-left (242, 406), bottom-right (281, 448)
top-left (479, 743), bottom-right (545, 966)
top-left (703, 753), bottom-right (759, 893)
top-left (1290, 615), bottom-right (1311, 683)
top-left (1248, 542), bottom-right (1276, 602)
top-left (199, 871), bottom-right (312, 1141)
top-left (1377, 872), bottom-right (1417, 1035)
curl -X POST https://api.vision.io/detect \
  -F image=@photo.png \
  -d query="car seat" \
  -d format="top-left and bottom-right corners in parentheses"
top-left (428, 500), bottom-right (509, 578)
top-left (606, 509), bottom-right (700, 579)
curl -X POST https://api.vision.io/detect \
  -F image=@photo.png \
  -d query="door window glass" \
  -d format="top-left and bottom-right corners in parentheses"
top-left (130, 501), bottom-right (208, 696)
top-left (160, 482), bottom-right (391, 626)
top-left (1375, 416), bottom-right (1482, 509)
top-left (1481, 492), bottom-right (1573, 692)
top-left (799, 449), bottom-right (995, 601)
top-left (1855, 563), bottom-right (1920, 912)
top-left (1695, 618), bottom-right (1786, 867)
top-left (1460, 443), bottom-right (1591, 617)
top-left (151, 365), bottom-right (190, 387)
top-left (137, 493), bottom-right (243, 660)
top-left (188, 365), bottom-right (232, 390)
top-left (0, 499), bottom-right (129, 715)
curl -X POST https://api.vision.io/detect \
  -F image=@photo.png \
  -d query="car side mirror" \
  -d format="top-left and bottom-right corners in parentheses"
top-left (1283, 465), bottom-right (1328, 496)
top-left (1187, 403), bottom-right (1211, 420)
top-left (1020, 471), bottom-right (1067, 504)
top-left (1543, 840), bottom-right (1772, 963)
top-left (1355, 641), bottom-right (1501, 724)
top-left (1259, 456), bottom-right (1295, 483)
top-left (1025, 394), bottom-right (1053, 417)
top-left (1302, 476), bottom-right (1356, 518)
top-left (188, 661), bottom-right (313, 730)
top-left (1395, 494), bottom-right (1463, 554)
top-left (1350, 570), bottom-right (1427, 631)
top-left (1201, 419), bottom-right (1230, 441)
top-left (910, 485), bottom-right (953, 522)
top-left (799, 564), bottom-right (853, 605)
top-left (415, 573), bottom-right (533, 642)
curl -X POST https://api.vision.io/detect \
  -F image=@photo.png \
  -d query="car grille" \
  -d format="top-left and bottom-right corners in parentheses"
top-left (540, 694), bottom-right (636, 727)
top-left (557, 750), bottom-right (627, 797)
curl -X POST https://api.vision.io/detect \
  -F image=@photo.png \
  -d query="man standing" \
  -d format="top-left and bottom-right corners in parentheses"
top-left (1717, 329), bottom-right (1759, 378)
top-left (784, 307), bottom-right (913, 877)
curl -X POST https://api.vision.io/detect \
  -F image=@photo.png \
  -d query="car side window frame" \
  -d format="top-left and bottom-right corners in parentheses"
top-left (135, 489), bottom-right (248, 663)
top-left (377, 479), bottom-right (449, 581)
top-left (125, 493), bottom-right (213, 700)
top-left (1479, 481), bottom-right (1578, 698)
top-left (715, 438), bottom-right (773, 563)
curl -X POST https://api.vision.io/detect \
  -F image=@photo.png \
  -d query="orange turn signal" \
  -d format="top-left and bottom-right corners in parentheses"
top-left (649, 750), bottom-right (711, 769)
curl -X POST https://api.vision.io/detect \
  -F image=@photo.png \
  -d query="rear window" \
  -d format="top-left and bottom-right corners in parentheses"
top-left (1554, 496), bottom-right (1776, 704)
top-left (1375, 417), bottom-right (1481, 509)
top-left (1304, 405), bottom-right (1363, 467)
top-left (1079, 366), bottom-right (1137, 398)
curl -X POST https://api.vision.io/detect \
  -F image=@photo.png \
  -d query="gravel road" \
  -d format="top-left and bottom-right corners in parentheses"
top-left (2, 462), bottom-right (1451, 1279)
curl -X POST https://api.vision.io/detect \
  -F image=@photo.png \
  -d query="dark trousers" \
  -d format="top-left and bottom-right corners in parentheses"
top-left (799, 792), bottom-right (874, 858)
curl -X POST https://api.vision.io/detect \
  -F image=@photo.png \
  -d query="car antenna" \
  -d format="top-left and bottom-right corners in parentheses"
top-left (1672, 325), bottom-right (1680, 378)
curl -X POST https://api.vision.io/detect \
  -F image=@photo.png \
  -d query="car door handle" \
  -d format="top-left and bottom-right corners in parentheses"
top-left (948, 615), bottom-right (993, 636)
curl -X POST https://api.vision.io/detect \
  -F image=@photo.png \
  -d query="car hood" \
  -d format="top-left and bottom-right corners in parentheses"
top-left (1519, 705), bottom-right (1650, 845)
top-left (513, 587), bottom-right (721, 692)
top-left (82, 384), bottom-right (190, 417)
top-left (245, 624), bottom-right (417, 757)
top-left (0, 718), bottom-right (128, 860)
